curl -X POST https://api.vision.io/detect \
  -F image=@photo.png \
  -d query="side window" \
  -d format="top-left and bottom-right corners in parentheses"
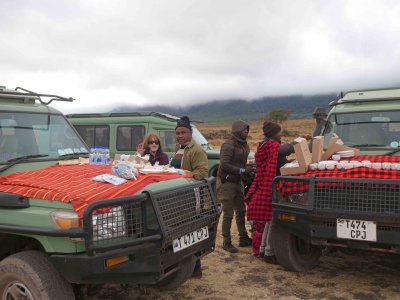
top-left (74, 125), bottom-right (109, 148)
top-left (117, 126), bottom-right (145, 151)
top-left (158, 130), bottom-right (176, 152)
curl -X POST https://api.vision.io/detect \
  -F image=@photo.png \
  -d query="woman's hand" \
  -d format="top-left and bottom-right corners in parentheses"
top-left (136, 143), bottom-right (145, 155)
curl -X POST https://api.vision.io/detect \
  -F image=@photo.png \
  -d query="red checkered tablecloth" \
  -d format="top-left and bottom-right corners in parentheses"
top-left (277, 155), bottom-right (400, 195)
top-left (0, 164), bottom-right (191, 217)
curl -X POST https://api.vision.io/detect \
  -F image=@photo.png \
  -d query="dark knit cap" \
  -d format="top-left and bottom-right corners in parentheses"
top-left (176, 116), bottom-right (192, 132)
top-left (263, 121), bottom-right (281, 138)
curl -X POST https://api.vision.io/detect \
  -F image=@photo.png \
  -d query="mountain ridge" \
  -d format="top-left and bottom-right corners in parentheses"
top-left (111, 93), bottom-right (336, 122)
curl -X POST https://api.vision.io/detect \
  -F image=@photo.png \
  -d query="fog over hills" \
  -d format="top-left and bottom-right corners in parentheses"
top-left (111, 93), bottom-right (336, 122)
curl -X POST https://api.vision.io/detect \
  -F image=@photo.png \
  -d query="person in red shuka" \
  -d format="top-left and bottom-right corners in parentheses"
top-left (245, 121), bottom-right (298, 264)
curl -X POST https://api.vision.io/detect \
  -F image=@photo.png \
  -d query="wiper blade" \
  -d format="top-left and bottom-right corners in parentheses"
top-left (0, 154), bottom-right (49, 173)
top-left (7, 154), bottom-right (48, 163)
top-left (58, 153), bottom-right (89, 158)
top-left (347, 144), bottom-right (386, 147)
top-left (386, 148), bottom-right (400, 156)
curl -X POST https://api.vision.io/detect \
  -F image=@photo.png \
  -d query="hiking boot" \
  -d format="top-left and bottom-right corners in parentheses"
top-left (238, 236), bottom-right (252, 247)
top-left (223, 242), bottom-right (239, 253)
top-left (264, 255), bottom-right (279, 265)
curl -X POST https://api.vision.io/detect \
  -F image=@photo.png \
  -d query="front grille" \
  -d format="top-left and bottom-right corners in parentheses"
top-left (150, 180), bottom-right (219, 245)
top-left (274, 177), bottom-right (400, 217)
top-left (314, 181), bottom-right (400, 215)
top-left (91, 200), bottom-right (145, 247)
top-left (83, 178), bottom-right (219, 254)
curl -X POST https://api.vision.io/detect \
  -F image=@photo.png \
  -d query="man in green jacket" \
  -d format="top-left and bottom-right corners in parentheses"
top-left (170, 116), bottom-right (208, 278)
top-left (217, 120), bottom-right (253, 253)
top-left (170, 116), bottom-right (208, 180)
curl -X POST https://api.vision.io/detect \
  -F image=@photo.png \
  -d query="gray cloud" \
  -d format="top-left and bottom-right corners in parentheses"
top-left (1, 0), bottom-right (400, 113)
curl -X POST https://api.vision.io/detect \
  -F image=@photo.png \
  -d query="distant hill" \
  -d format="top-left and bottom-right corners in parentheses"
top-left (111, 93), bottom-right (336, 122)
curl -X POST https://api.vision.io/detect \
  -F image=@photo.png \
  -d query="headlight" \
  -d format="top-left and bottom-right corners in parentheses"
top-left (287, 193), bottom-right (309, 205)
top-left (50, 210), bottom-right (80, 229)
top-left (92, 206), bottom-right (126, 241)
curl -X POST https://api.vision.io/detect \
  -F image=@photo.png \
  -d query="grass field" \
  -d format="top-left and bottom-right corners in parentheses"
top-left (197, 118), bottom-right (316, 152)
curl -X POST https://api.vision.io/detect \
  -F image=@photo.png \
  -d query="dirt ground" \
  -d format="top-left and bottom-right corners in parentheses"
top-left (88, 219), bottom-right (400, 300)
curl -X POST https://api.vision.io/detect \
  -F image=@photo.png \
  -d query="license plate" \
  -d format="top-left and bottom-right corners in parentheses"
top-left (337, 219), bottom-right (376, 242)
top-left (172, 226), bottom-right (209, 253)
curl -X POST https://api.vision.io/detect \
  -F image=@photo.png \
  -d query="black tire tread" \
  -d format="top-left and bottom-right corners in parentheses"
top-left (273, 223), bottom-right (321, 272)
top-left (0, 250), bottom-right (74, 300)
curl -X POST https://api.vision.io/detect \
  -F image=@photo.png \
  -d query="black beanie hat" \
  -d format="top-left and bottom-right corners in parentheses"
top-left (176, 116), bottom-right (192, 132)
top-left (263, 121), bottom-right (281, 138)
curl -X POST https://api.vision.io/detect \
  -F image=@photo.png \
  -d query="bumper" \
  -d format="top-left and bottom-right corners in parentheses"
top-left (50, 223), bottom-right (217, 285)
top-left (274, 208), bottom-right (400, 253)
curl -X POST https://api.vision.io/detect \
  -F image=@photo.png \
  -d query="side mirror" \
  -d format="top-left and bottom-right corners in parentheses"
top-left (312, 107), bottom-right (327, 137)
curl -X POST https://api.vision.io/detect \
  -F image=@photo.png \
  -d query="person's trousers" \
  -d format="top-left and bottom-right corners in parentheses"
top-left (251, 221), bottom-right (273, 256)
top-left (217, 180), bottom-right (248, 244)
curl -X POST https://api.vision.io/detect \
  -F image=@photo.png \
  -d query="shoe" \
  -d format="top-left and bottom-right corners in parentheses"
top-left (258, 252), bottom-right (265, 259)
top-left (264, 255), bottom-right (279, 265)
top-left (238, 236), bottom-right (252, 247)
top-left (191, 268), bottom-right (202, 279)
top-left (223, 242), bottom-right (239, 253)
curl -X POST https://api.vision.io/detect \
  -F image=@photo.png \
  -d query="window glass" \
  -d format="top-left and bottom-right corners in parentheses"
top-left (158, 130), bottom-right (176, 152)
top-left (324, 111), bottom-right (400, 148)
top-left (117, 126), bottom-right (145, 151)
top-left (0, 112), bottom-right (88, 162)
top-left (74, 125), bottom-right (109, 148)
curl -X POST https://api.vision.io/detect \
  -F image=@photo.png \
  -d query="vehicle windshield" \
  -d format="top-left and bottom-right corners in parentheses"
top-left (323, 111), bottom-right (400, 148)
top-left (0, 112), bottom-right (88, 163)
top-left (192, 127), bottom-right (213, 150)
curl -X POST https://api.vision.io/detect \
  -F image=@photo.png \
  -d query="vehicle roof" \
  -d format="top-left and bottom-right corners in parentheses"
top-left (0, 86), bottom-right (68, 114)
top-left (329, 87), bottom-right (400, 114)
top-left (340, 87), bottom-right (400, 102)
top-left (66, 112), bottom-right (180, 121)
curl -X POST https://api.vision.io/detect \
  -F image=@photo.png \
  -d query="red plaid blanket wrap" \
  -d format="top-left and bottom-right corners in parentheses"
top-left (246, 139), bottom-right (280, 222)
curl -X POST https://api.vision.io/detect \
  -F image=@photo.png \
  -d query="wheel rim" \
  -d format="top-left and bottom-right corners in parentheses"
top-left (2, 281), bottom-right (34, 300)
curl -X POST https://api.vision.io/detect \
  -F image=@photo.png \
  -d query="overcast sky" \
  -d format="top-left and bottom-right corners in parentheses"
top-left (1, 0), bottom-right (400, 113)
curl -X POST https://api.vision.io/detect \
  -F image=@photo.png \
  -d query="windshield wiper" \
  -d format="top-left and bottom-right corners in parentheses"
top-left (58, 153), bottom-right (89, 159)
top-left (347, 144), bottom-right (386, 147)
top-left (7, 154), bottom-right (48, 163)
top-left (386, 148), bottom-right (400, 156)
top-left (0, 154), bottom-right (49, 173)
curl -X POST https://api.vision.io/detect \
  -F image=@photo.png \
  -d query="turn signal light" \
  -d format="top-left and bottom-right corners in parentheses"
top-left (105, 256), bottom-right (129, 268)
top-left (50, 210), bottom-right (81, 229)
top-left (279, 213), bottom-right (296, 222)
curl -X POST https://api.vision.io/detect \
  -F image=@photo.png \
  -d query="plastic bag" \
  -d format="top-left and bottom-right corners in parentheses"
top-left (112, 161), bottom-right (138, 180)
top-left (92, 174), bottom-right (127, 185)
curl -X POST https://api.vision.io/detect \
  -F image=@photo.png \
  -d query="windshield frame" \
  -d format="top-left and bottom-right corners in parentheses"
top-left (323, 110), bottom-right (400, 149)
top-left (0, 110), bottom-right (89, 165)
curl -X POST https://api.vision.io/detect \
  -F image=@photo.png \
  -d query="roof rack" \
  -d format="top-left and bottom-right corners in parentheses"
top-left (330, 87), bottom-right (400, 107)
top-left (0, 86), bottom-right (74, 105)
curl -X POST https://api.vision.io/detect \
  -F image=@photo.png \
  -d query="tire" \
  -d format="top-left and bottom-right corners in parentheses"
top-left (156, 256), bottom-right (196, 291)
top-left (0, 251), bottom-right (74, 300)
top-left (272, 223), bottom-right (321, 272)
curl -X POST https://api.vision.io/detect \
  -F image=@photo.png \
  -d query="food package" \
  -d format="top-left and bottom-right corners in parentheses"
top-left (113, 154), bottom-right (150, 168)
top-left (312, 136), bottom-right (324, 163)
top-left (280, 137), bottom-right (312, 175)
top-left (112, 161), bottom-right (138, 180)
top-left (92, 174), bottom-right (127, 185)
top-left (321, 136), bottom-right (360, 160)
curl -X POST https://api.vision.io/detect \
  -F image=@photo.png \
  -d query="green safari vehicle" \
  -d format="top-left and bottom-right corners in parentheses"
top-left (272, 87), bottom-right (400, 272)
top-left (67, 112), bottom-right (225, 177)
top-left (0, 86), bottom-right (219, 299)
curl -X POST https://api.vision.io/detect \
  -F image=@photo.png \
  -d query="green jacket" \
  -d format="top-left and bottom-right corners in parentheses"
top-left (176, 139), bottom-right (208, 180)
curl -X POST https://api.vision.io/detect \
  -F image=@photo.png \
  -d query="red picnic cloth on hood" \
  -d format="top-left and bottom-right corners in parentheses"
top-left (0, 164), bottom-right (191, 217)
top-left (277, 155), bottom-right (400, 195)
top-left (246, 139), bottom-right (280, 222)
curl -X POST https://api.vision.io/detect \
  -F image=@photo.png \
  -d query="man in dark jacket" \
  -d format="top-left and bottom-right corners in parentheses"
top-left (217, 120), bottom-right (253, 253)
